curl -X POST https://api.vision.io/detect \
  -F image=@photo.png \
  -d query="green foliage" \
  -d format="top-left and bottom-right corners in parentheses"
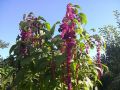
top-left (114, 10), bottom-right (120, 28)
top-left (78, 13), bottom-right (87, 24)
top-left (45, 22), bottom-right (51, 30)
top-left (99, 11), bottom-right (120, 90)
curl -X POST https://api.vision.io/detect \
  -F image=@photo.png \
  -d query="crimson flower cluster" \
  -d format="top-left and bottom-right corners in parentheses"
top-left (20, 29), bottom-right (32, 56)
top-left (59, 3), bottom-right (80, 90)
top-left (19, 13), bottom-right (43, 56)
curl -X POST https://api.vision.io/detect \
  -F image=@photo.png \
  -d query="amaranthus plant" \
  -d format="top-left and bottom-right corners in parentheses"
top-left (0, 3), bottom-right (107, 90)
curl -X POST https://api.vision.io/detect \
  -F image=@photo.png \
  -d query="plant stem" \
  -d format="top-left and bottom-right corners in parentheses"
top-left (66, 46), bottom-right (72, 90)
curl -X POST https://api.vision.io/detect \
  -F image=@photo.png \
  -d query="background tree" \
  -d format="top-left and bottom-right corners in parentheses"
top-left (0, 40), bottom-right (9, 49)
top-left (0, 40), bottom-right (9, 89)
top-left (0, 39), bottom-right (9, 67)
top-left (0, 39), bottom-right (9, 60)
top-left (99, 10), bottom-right (120, 90)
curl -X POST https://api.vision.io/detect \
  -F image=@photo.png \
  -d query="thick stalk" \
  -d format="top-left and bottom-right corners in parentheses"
top-left (66, 46), bottom-right (72, 90)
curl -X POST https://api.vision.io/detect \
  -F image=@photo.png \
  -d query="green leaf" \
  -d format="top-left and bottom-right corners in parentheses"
top-left (19, 21), bottom-right (28, 30)
top-left (76, 28), bottom-right (83, 35)
top-left (24, 26), bottom-right (28, 31)
top-left (74, 5), bottom-right (82, 10)
top-left (85, 33), bottom-right (90, 40)
top-left (71, 62), bottom-right (77, 71)
top-left (74, 8), bottom-right (78, 14)
top-left (9, 44), bottom-right (17, 55)
top-left (104, 42), bottom-right (106, 49)
top-left (102, 64), bottom-right (109, 71)
top-left (38, 16), bottom-right (46, 22)
top-left (50, 21), bottom-right (60, 36)
top-left (73, 19), bottom-right (79, 24)
top-left (97, 79), bottom-right (102, 85)
top-left (79, 42), bottom-right (85, 49)
top-left (78, 13), bottom-right (87, 24)
top-left (84, 86), bottom-right (89, 90)
top-left (73, 19), bottom-right (81, 27)
top-left (45, 22), bottom-right (51, 30)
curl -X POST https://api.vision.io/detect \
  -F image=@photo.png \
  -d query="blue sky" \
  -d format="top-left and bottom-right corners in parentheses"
top-left (0, 0), bottom-right (120, 58)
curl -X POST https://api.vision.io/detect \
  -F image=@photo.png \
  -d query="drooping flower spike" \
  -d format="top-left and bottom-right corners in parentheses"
top-left (19, 13), bottom-right (45, 56)
top-left (59, 3), bottom-right (78, 90)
